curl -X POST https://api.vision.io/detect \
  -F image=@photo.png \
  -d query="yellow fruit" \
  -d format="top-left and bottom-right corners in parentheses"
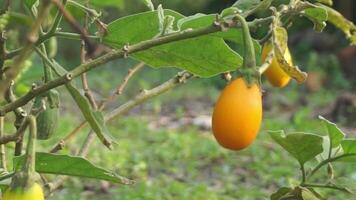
top-left (3, 183), bottom-right (44, 200)
top-left (261, 43), bottom-right (293, 88)
top-left (212, 78), bottom-right (262, 150)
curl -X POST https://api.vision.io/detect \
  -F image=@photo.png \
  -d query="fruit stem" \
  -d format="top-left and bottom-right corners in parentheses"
top-left (234, 14), bottom-right (256, 69)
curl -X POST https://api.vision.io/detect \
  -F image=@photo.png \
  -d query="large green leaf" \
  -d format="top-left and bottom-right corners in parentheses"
top-left (14, 152), bottom-right (133, 184)
top-left (319, 116), bottom-right (345, 148)
top-left (268, 131), bottom-right (324, 165)
top-left (104, 10), bottom-right (183, 48)
top-left (103, 10), bottom-right (243, 77)
top-left (178, 14), bottom-right (261, 53)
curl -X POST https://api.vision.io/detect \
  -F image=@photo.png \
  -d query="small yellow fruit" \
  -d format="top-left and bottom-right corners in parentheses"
top-left (3, 183), bottom-right (44, 200)
top-left (261, 43), bottom-right (293, 88)
top-left (212, 78), bottom-right (262, 150)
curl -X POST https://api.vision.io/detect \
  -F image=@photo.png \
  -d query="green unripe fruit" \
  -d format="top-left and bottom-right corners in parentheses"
top-left (34, 90), bottom-right (60, 140)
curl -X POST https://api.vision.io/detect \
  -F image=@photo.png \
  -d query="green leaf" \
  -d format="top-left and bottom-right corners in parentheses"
top-left (301, 187), bottom-right (323, 200)
top-left (270, 187), bottom-right (293, 200)
top-left (318, 4), bottom-right (356, 45)
top-left (24, 0), bottom-right (38, 11)
top-left (341, 139), bottom-right (356, 154)
top-left (104, 10), bottom-right (182, 48)
top-left (50, 61), bottom-right (115, 149)
top-left (331, 177), bottom-right (356, 194)
top-left (66, 84), bottom-right (115, 149)
top-left (319, 116), bottom-right (345, 148)
top-left (143, 0), bottom-right (154, 11)
top-left (315, 0), bottom-right (333, 6)
top-left (78, 0), bottom-right (124, 9)
top-left (233, 0), bottom-right (273, 17)
top-left (303, 7), bottom-right (328, 32)
top-left (233, 0), bottom-right (260, 13)
top-left (178, 14), bottom-right (261, 53)
top-left (272, 25), bottom-right (307, 83)
top-left (268, 131), bottom-right (324, 165)
top-left (104, 10), bottom-right (243, 77)
top-left (14, 152), bottom-right (133, 184)
top-left (317, 136), bottom-right (342, 161)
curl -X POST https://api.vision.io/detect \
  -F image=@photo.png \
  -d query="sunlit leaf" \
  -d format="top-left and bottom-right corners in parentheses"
top-left (301, 187), bottom-right (323, 200)
top-left (50, 61), bottom-right (115, 149)
top-left (270, 187), bottom-right (293, 200)
top-left (14, 153), bottom-right (133, 184)
top-left (319, 116), bottom-right (345, 148)
top-left (232, 0), bottom-right (272, 17)
top-left (24, 0), bottom-right (38, 11)
top-left (303, 7), bottom-right (328, 32)
top-left (104, 10), bottom-right (243, 77)
top-left (66, 84), bottom-right (115, 149)
top-left (315, 0), bottom-right (333, 6)
top-left (78, 0), bottom-right (125, 9)
top-left (269, 131), bottom-right (323, 165)
top-left (341, 139), bottom-right (356, 154)
top-left (272, 25), bottom-right (307, 83)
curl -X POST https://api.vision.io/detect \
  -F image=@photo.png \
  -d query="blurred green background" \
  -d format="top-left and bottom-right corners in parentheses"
top-left (4, 0), bottom-right (356, 199)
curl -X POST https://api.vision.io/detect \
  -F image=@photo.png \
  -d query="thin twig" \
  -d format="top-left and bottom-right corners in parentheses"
top-left (50, 0), bottom-right (96, 56)
top-left (99, 62), bottom-right (145, 110)
top-left (80, 2), bottom-right (97, 110)
top-left (50, 71), bottom-right (191, 153)
top-left (0, 116), bottom-right (6, 170)
top-left (50, 121), bottom-right (86, 153)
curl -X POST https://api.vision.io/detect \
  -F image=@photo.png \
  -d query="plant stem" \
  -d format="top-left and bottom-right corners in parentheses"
top-left (300, 163), bottom-right (306, 184)
top-left (105, 71), bottom-right (193, 121)
top-left (301, 183), bottom-right (351, 193)
top-left (307, 153), bottom-right (356, 179)
top-left (233, 14), bottom-right (256, 68)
